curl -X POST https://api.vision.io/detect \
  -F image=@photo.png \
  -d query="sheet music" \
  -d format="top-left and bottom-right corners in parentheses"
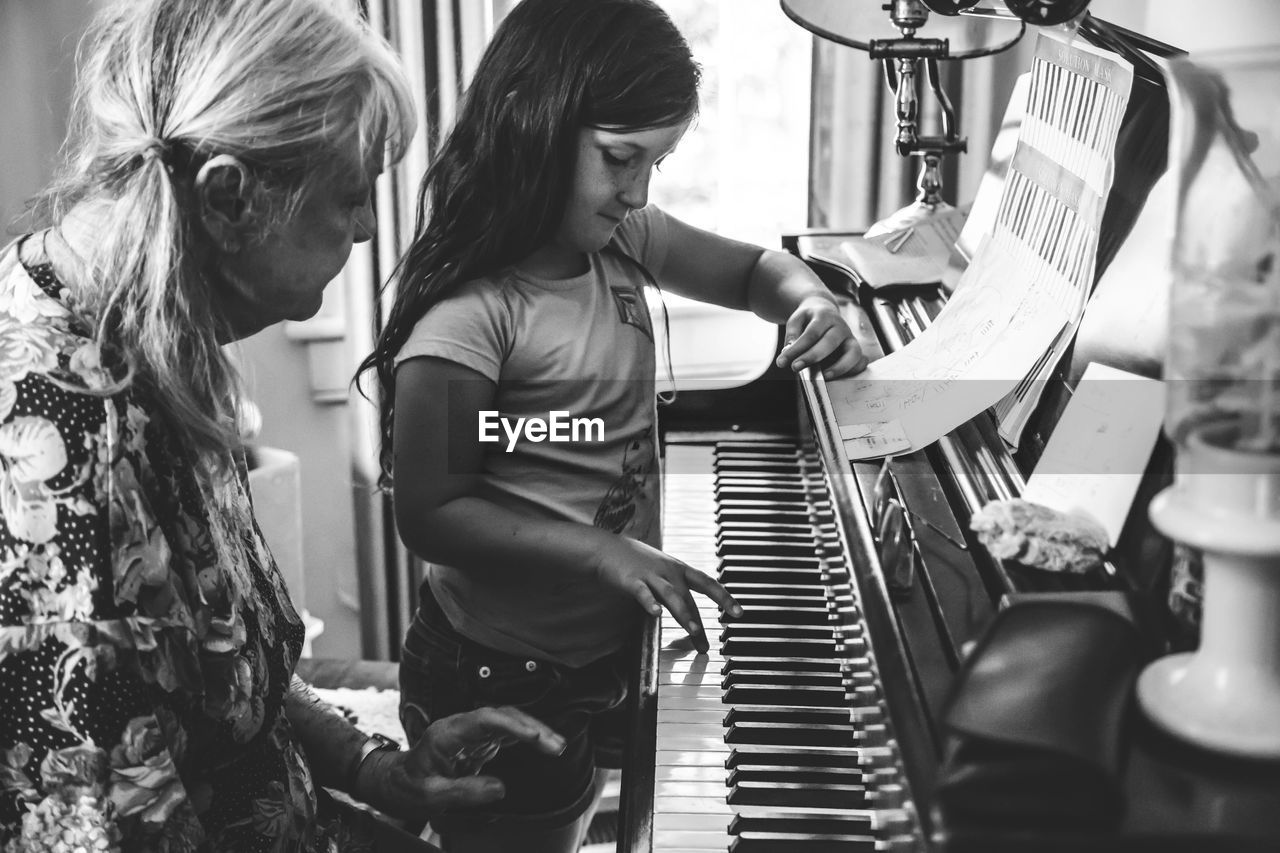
top-left (825, 30), bottom-right (1134, 462)
top-left (837, 207), bottom-right (967, 289)
top-left (991, 32), bottom-right (1137, 446)
top-left (1022, 363), bottom-right (1166, 545)
top-left (947, 73), bottom-right (1031, 292)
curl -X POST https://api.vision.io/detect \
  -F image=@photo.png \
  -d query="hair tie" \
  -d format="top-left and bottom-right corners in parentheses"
top-left (139, 137), bottom-right (171, 168)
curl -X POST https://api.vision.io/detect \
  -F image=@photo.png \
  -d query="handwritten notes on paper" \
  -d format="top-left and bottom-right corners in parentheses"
top-left (825, 232), bottom-right (1069, 458)
top-left (838, 207), bottom-right (968, 289)
top-left (824, 31), bottom-right (1135, 462)
top-left (1022, 363), bottom-right (1166, 545)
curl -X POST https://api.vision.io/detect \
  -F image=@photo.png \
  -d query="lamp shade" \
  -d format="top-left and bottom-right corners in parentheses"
top-left (780, 0), bottom-right (1024, 58)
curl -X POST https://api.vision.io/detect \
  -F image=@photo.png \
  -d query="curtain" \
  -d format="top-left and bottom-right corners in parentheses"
top-left (349, 0), bottom-right (510, 659)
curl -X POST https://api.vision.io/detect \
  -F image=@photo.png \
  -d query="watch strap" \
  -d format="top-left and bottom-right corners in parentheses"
top-left (348, 732), bottom-right (401, 791)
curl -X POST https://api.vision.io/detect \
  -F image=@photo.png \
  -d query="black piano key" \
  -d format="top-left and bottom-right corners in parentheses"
top-left (713, 464), bottom-right (812, 475)
top-left (714, 476), bottom-right (811, 489)
top-left (729, 832), bottom-right (883, 852)
top-left (716, 522), bottom-right (833, 538)
top-left (722, 669), bottom-right (847, 688)
top-left (719, 623), bottom-right (842, 641)
top-left (729, 780), bottom-right (878, 810)
top-left (726, 721), bottom-right (856, 747)
top-left (730, 813), bottom-right (878, 837)
top-left (730, 831), bottom-right (882, 853)
top-left (725, 745), bottom-right (892, 770)
top-left (723, 684), bottom-right (852, 707)
top-left (721, 636), bottom-right (842, 658)
top-left (714, 486), bottom-right (813, 502)
top-left (712, 507), bottom-right (820, 519)
top-left (715, 501), bottom-right (834, 519)
top-left (725, 706), bottom-right (862, 727)
top-left (729, 719), bottom-right (891, 748)
top-left (718, 555), bottom-right (832, 569)
top-left (728, 604), bottom-right (833, 624)
top-left (720, 656), bottom-right (850, 675)
top-left (719, 567), bottom-right (829, 586)
top-left (721, 586), bottom-right (828, 600)
top-left (728, 764), bottom-right (896, 788)
top-left (718, 540), bottom-right (829, 558)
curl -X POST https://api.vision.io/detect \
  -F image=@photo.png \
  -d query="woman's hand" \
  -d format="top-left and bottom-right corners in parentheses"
top-left (354, 706), bottom-right (566, 820)
top-left (593, 535), bottom-right (742, 654)
top-left (775, 295), bottom-right (867, 379)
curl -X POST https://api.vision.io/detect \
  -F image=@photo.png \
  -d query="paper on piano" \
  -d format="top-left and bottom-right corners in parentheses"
top-left (825, 232), bottom-right (1070, 459)
top-left (990, 32), bottom-right (1136, 447)
top-left (1021, 363), bottom-right (1166, 545)
top-left (837, 207), bottom-right (967, 289)
top-left (822, 31), bottom-right (1135, 462)
top-left (947, 73), bottom-right (1031, 291)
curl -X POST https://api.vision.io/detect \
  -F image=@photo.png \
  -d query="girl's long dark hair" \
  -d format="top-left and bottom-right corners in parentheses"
top-left (358, 0), bottom-right (700, 488)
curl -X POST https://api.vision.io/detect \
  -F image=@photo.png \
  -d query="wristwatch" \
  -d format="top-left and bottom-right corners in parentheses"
top-left (349, 732), bottom-right (401, 790)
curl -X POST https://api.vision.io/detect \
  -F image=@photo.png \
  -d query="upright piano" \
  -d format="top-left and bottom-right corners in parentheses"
top-left (616, 20), bottom-right (1280, 853)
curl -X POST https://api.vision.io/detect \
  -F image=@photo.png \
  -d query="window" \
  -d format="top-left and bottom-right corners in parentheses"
top-left (649, 0), bottom-right (813, 390)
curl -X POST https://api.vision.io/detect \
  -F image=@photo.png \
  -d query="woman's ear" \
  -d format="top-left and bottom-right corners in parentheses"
top-left (194, 154), bottom-right (260, 253)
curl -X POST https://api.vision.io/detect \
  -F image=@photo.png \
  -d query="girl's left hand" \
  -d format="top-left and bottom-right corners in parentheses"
top-left (775, 295), bottom-right (867, 379)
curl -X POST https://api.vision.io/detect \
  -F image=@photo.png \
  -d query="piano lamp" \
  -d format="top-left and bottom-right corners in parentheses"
top-left (780, 0), bottom-right (1089, 228)
top-left (1136, 57), bottom-right (1280, 758)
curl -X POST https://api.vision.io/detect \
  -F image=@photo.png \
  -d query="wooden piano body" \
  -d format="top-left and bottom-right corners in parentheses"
top-left (617, 20), bottom-right (1280, 853)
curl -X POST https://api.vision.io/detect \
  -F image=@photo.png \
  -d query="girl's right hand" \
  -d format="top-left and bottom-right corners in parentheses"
top-left (594, 535), bottom-right (742, 653)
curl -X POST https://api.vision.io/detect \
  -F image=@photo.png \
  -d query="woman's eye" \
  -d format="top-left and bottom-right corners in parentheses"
top-left (603, 151), bottom-right (631, 167)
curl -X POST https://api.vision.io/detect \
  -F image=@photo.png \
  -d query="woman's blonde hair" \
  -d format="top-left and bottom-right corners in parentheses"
top-left (29, 0), bottom-right (414, 568)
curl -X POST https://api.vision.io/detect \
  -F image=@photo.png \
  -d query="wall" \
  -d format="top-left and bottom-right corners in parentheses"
top-left (1136, 0), bottom-right (1280, 53)
top-left (0, 0), bottom-right (102, 234)
top-left (238, 326), bottom-right (365, 659)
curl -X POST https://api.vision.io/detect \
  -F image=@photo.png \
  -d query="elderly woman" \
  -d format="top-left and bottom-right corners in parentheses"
top-left (0, 1), bottom-right (564, 850)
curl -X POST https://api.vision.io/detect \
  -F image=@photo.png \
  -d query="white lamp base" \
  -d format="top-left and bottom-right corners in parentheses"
top-left (1138, 651), bottom-right (1280, 759)
top-left (1138, 422), bottom-right (1280, 759)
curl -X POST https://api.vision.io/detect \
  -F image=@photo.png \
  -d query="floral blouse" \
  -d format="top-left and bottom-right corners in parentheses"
top-left (0, 238), bottom-right (369, 852)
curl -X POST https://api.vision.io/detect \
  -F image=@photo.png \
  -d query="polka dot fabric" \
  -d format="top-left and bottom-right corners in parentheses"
top-left (0, 237), bottom-right (366, 852)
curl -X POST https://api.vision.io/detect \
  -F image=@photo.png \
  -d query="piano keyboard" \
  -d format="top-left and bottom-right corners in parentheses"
top-left (652, 440), bottom-right (923, 852)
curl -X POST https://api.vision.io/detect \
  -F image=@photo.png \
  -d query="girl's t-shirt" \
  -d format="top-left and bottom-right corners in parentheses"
top-left (394, 205), bottom-right (671, 667)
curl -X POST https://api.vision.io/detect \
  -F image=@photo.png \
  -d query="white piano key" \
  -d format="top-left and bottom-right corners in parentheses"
top-left (655, 749), bottom-right (730, 766)
top-left (656, 765), bottom-right (729, 783)
top-left (653, 795), bottom-right (732, 815)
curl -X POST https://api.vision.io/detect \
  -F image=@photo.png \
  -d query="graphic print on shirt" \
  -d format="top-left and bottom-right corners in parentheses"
top-left (593, 424), bottom-right (655, 538)
top-left (610, 285), bottom-right (653, 341)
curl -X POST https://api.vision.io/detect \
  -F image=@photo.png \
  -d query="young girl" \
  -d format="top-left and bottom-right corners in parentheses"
top-left (358, 0), bottom-right (866, 849)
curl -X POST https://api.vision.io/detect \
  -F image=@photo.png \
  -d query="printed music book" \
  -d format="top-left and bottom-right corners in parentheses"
top-left (836, 207), bottom-right (967, 290)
